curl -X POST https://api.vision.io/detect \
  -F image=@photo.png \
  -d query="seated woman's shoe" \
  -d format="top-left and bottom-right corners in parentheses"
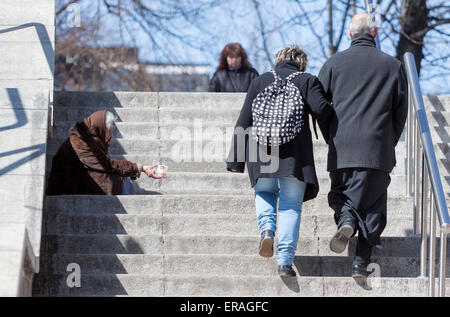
top-left (259, 230), bottom-right (274, 258)
top-left (278, 265), bottom-right (296, 277)
top-left (352, 263), bottom-right (369, 278)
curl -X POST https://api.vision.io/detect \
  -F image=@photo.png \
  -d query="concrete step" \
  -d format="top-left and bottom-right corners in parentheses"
top-left (157, 92), bottom-right (245, 110)
top-left (129, 172), bottom-right (408, 196)
top-left (426, 111), bottom-right (450, 127)
top-left (52, 106), bottom-right (240, 125)
top-left (32, 274), bottom-right (450, 297)
top-left (424, 95), bottom-right (450, 112)
top-left (46, 154), bottom-right (231, 174)
top-left (429, 126), bottom-right (450, 144)
top-left (53, 91), bottom-right (159, 109)
top-left (53, 92), bottom-right (246, 110)
top-left (43, 194), bottom-right (413, 217)
top-left (52, 119), bottom-right (413, 161)
top-left (40, 254), bottom-right (450, 278)
top-left (47, 138), bottom-right (160, 156)
top-left (45, 141), bottom-right (408, 176)
top-left (53, 122), bottom-right (160, 140)
top-left (52, 120), bottom-right (413, 145)
top-left (43, 213), bottom-right (417, 237)
top-left (51, 106), bottom-right (450, 129)
top-left (50, 102), bottom-right (450, 128)
top-left (42, 234), bottom-right (442, 258)
top-left (50, 107), bottom-right (450, 145)
top-left (52, 92), bottom-right (449, 113)
top-left (53, 107), bottom-right (159, 123)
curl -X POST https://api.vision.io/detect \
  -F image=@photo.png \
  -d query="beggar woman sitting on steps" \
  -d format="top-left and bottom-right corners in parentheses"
top-left (47, 109), bottom-right (164, 195)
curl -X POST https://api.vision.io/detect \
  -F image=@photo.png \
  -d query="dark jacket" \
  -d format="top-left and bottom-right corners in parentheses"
top-left (209, 67), bottom-right (259, 92)
top-left (46, 110), bottom-right (142, 195)
top-left (318, 33), bottom-right (408, 172)
top-left (226, 61), bottom-right (334, 202)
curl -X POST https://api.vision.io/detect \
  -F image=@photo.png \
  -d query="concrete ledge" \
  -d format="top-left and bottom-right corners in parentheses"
top-left (0, 173), bottom-right (46, 260)
top-left (0, 129), bottom-right (47, 176)
top-left (0, 80), bottom-right (53, 93)
top-left (0, 109), bottom-right (48, 130)
top-left (0, 42), bottom-right (54, 80)
top-left (0, 88), bottom-right (49, 109)
top-left (0, 0), bottom-right (54, 297)
top-left (0, 223), bottom-right (37, 296)
top-left (0, 25), bottom-right (55, 42)
top-left (0, 1), bottom-right (55, 26)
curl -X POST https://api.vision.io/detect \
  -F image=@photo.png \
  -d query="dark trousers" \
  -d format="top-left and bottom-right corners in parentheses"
top-left (328, 168), bottom-right (391, 265)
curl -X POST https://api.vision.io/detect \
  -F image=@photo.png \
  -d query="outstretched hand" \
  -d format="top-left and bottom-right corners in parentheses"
top-left (142, 164), bottom-right (166, 179)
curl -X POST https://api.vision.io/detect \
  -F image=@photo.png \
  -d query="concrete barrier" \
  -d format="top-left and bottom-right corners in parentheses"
top-left (0, 0), bottom-right (54, 297)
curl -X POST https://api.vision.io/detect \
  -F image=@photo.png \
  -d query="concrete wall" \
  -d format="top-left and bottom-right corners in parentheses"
top-left (0, 0), bottom-right (54, 296)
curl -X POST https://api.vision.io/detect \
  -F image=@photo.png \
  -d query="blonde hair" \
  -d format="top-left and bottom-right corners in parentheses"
top-left (274, 45), bottom-right (307, 71)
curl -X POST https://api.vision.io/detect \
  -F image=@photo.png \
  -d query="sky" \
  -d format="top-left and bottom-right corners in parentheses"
top-left (67, 0), bottom-right (449, 95)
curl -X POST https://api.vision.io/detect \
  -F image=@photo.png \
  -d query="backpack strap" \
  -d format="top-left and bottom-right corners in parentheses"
top-left (286, 71), bottom-right (303, 82)
top-left (271, 70), bottom-right (282, 83)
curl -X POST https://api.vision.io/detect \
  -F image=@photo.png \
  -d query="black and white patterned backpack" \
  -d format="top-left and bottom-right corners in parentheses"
top-left (252, 70), bottom-right (305, 146)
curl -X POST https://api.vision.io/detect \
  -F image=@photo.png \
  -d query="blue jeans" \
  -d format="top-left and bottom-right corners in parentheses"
top-left (254, 176), bottom-right (306, 266)
top-left (122, 177), bottom-right (136, 195)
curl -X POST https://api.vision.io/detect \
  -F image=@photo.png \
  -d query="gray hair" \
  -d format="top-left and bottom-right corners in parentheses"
top-left (274, 45), bottom-right (307, 71)
top-left (105, 111), bottom-right (118, 130)
top-left (349, 13), bottom-right (376, 36)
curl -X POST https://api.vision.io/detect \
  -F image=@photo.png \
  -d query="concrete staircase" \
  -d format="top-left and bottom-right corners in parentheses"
top-left (33, 92), bottom-right (450, 296)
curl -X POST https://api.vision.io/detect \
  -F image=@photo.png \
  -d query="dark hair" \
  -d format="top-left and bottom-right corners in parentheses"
top-left (217, 43), bottom-right (252, 71)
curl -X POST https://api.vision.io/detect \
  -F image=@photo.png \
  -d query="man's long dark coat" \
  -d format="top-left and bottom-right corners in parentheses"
top-left (318, 33), bottom-right (408, 247)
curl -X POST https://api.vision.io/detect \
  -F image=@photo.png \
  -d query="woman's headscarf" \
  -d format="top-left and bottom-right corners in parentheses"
top-left (82, 110), bottom-right (114, 144)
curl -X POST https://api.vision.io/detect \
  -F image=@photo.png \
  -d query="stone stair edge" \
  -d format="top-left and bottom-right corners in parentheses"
top-left (35, 273), bottom-right (448, 280)
top-left (44, 212), bottom-right (414, 220)
top-left (46, 253), bottom-right (419, 258)
top-left (41, 233), bottom-right (421, 239)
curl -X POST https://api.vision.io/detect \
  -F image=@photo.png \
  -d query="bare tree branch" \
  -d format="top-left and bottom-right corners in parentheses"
top-left (252, 0), bottom-right (274, 67)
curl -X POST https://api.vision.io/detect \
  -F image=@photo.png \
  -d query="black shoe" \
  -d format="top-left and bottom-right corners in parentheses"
top-left (329, 224), bottom-right (354, 254)
top-left (278, 265), bottom-right (296, 277)
top-left (259, 230), bottom-right (274, 258)
top-left (352, 263), bottom-right (369, 278)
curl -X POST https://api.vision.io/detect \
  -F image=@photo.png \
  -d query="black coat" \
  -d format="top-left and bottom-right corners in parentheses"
top-left (318, 33), bottom-right (408, 172)
top-left (209, 67), bottom-right (259, 92)
top-left (226, 61), bottom-right (334, 202)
